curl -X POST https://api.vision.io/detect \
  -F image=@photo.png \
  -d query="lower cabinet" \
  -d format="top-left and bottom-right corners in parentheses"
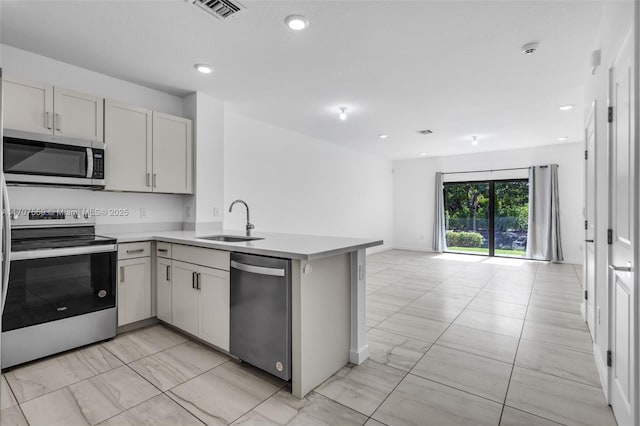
top-left (170, 256), bottom-right (230, 351)
top-left (117, 257), bottom-right (152, 326)
top-left (156, 257), bottom-right (172, 323)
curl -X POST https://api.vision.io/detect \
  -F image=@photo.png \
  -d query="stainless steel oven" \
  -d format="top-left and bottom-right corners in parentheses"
top-left (3, 129), bottom-right (105, 188)
top-left (1, 208), bottom-right (116, 368)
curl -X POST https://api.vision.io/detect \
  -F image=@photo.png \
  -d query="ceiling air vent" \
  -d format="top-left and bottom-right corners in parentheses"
top-left (417, 129), bottom-right (433, 135)
top-left (192, 0), bottom-right (244, 20)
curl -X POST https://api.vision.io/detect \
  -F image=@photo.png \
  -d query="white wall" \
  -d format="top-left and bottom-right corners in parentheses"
top-left (1, 45), bottom-right (187, 228)
top-left (224, 112), bottom-right (393, 252)
top-left (393, 142), bottom-right (584, 264)
top-left (582, 0), bottom-right (635, 398)
top-left (182, 92), bottom-right (225, 235)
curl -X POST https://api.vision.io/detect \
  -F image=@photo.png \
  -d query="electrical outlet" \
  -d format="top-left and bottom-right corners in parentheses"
top-left (597, 306), bottom-right (601, 324)
top-left (140, 208), bottom-right (146, 218)
top-left (213, 207), bottom-right (219, 217)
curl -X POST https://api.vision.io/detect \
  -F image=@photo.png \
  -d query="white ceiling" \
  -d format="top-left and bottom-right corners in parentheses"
top-left (0, 0), bottom-right (605, 159)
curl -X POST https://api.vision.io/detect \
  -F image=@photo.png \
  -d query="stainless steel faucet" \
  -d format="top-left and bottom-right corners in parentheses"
top-left (229, 200), bottom-right (254, 236)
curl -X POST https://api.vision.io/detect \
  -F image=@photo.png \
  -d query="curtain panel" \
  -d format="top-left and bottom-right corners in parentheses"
top-left (526, 164), bottom-right (563, 262)
top-left (433, 172), bottom-right (447, 252)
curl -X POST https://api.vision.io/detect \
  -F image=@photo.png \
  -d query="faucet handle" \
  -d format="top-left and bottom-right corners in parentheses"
top-left (247, 223), bottom-right (255, 230)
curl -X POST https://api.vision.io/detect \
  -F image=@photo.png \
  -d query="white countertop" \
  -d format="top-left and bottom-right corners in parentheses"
top-left (103, 229), bottom-right (383, 260)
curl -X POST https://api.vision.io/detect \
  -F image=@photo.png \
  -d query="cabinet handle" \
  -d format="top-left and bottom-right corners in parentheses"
top-left (146, 173), bottom-right (151, 187)
top-left (120, 266), bottom-right (125, 283)
top-left (196, 272), bottom-right (201, 290)
top-left (153, 173), bottom-right (157, 188)
top-left (55, 113), bottom-right (61, 131)
top-left (45, 112), bottom-right (52, 130)
top-left (126, 248), bottom-right (145, 254)
top-left (166, 265), bottom-right (171, 281)
top-left (158, 248), bottom-right (168, 253)
top-left (192, 271), bottom-right (196, 289)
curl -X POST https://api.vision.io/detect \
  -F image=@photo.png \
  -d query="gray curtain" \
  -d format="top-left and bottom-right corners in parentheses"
top-left (526, 164), bottom-right (563, 262)
top-left (433, 172), bottom-right (447, 252)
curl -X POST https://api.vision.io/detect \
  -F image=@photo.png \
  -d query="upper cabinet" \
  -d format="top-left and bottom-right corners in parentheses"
top-left (104, 101), bottom-right (193, 194)
top-left (3, 77), bottom-right (103, 142)
top-left (152, 112), bottom-right (193, 194)
top-left (104, 100), bottom-right (153, 192)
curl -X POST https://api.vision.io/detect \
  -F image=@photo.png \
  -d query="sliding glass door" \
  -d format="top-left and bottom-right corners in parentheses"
top-left (444, 179), bottom-right (529, 257)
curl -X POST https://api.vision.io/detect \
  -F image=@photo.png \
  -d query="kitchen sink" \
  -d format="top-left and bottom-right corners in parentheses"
top-left (199, 235), bottom-right (264, 243)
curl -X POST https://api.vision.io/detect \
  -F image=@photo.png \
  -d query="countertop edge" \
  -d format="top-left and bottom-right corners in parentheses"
top-left (112, 234), bottom-right (383, 260)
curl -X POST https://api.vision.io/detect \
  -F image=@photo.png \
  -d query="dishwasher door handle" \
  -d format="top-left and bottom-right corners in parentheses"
top-left (231, 260), bottom-right (285, 277)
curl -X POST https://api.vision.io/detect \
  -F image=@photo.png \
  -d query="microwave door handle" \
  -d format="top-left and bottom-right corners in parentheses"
top-left (2, 174), bottom-right (12, 313)
top-left (86, 148), bottom-right (94, 179)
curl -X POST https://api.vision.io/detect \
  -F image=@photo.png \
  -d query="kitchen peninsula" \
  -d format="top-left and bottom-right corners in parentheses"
top-left (107, 229), bottom-right (382, 398)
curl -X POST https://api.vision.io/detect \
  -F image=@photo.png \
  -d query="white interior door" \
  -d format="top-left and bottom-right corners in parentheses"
top-left (584, 101), bottom-right (597, 334)
top-left (608, 31), bottom-right (635, 426)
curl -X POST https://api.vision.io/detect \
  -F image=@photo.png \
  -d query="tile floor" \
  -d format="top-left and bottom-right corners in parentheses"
top-left (0, 250), bottom-right (617, 426)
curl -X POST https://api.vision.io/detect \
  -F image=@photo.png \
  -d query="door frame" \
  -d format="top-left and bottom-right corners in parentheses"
top-left (584, 100), bottom-right (597, 335)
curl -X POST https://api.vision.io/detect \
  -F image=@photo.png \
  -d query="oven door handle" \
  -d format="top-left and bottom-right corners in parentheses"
top-left (11, 244), bottom-right (117, 261)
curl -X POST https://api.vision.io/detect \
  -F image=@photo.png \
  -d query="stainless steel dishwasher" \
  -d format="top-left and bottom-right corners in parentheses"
top-left (230, 252), bottom-right (291, 380)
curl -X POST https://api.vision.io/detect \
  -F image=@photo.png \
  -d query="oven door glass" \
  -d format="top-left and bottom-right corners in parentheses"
top-left (2, 251), bottom-right (116, 332)
top-left (3, 137), bottom-right (88, 178)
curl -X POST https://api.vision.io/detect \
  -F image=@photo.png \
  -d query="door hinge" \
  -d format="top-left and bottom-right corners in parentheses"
top-left (607, 229), bottom-right (613, 244)
top-left (584, 290), bottom-right (588, 300)
top-left (585, 150), bottom-right (588, 160)
top-left (607, 350), bottom-right (612, 367)
top-left (584, 220), bottom-right (588, 230)
top-left (608, 106), bottom-right (614, 123)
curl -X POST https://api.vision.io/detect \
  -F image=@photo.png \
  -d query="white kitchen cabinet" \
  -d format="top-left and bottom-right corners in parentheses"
top-left (104, 101), bottom-right (152, 192)
top-left (117, 257), bottom-right (152, 326)
top-left (53, 87), bottom-right (104, 142)
top-left (168, 247), bottom-right (229, 350)
top-left (103, 104), bottom-right (192, 194)
top-left (152, 112), bottom-right (193, 194)
top-left (198, 266), bottom-right (230, 351)
top-left (2, 77), bottom-right (53, 135)
top-left (2, 77), bottom-right (103, 141)
top-left (156, 257), bottom-right (172, 323)
top-left (171, 260), bottom-right (199, 336)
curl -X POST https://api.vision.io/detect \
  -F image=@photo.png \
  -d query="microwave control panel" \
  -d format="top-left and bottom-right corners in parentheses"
top-left (93, 149), bottom-right (105, 179)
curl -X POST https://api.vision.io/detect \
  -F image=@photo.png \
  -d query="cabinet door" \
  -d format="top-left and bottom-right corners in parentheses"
top-left (104, 100), bottom-right (152, 192)
top-left (171, 260), bottom-right (198, 336)
top-left (53, 87), bottom-right (104, 142)
top-left (152, 112), bottom-right (193, 194)
top-left (198, 266), bottom-right (230, 351)
top-left (117, 257), bottom-right (152, 326)
top-left (156, 257), bottom-right (172, 323)
top-left (104, 101), bottom-right (153, 192)
top-left (3, 77), bottom-right (53, 134)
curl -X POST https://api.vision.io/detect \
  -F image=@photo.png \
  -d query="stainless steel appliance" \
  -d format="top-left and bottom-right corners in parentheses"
top-left (230, 252), bottom-right (291, 380)
top-left (1, 208), bottom-right (117, 368)
top-left (3, 129), bottom-right (105, 188)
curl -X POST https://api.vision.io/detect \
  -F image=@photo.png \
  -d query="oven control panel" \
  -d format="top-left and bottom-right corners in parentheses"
top-left (10, 208), bottom-right (95, 228)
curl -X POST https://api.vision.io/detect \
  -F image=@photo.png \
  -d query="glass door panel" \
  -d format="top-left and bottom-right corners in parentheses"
top-left (444, 182), bottom-right (490, 255)
top-left (494, 180), bottom-right (529, 257)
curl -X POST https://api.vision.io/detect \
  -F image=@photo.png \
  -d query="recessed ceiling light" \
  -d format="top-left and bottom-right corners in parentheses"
top-left (194, 64), bottom-right (213, 74)
top-left (558, 136), bottom-right (569, 141)
top-left (472, 136), bottom-right (479, 146)
top-left (285, 15), bottom-right (309, 31)
top-left (379, 134), bottom-right (389, 139)
top-left (559, 104), bottom-right (574, 111)
top-left (339, 107), bottom-right (347, 121)
top-left (420, 152), bottom-right (427, 156)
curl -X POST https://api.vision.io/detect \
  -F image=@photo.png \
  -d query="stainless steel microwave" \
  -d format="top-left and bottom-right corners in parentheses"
top-left (3, 129), bottom-right (105, 188)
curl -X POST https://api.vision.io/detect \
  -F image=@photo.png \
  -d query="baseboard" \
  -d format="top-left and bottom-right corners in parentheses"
top-left (390, 245), bottom-right (434, 253)
top-left (593, 343), bottom-right (609, 403)
top-left (581, 302), bottom-right (587, 321)
top-left (349, 345), bottom-right (369, 365)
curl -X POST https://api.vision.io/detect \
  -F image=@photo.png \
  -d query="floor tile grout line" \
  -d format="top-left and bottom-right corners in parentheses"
top-left (497, 261), bottom-right (540, 425)
top-left (513, 362), bottom-right (605, 390)
top-left (404, 372), bottom-right (511, 407)
top-left (502, 403), bottom-right (568, 425)
top-left (363, 260), bottom-right (509, 421)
